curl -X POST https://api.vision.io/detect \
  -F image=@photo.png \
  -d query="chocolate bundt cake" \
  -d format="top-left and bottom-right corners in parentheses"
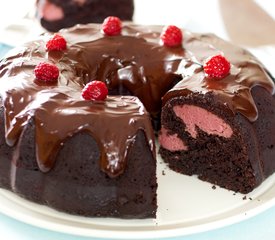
top-left (36, 0), bottom-right (134, 32)
top-left (0, 20), bottom-right (274, 218)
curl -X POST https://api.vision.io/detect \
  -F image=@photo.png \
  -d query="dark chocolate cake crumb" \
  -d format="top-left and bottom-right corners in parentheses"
top-left (243, 196), bottom-right (247, 200)
top-left (212, 185), bottom-right (216, 190)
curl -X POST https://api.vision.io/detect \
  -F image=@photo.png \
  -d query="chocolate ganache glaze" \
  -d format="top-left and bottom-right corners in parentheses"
top-left (163, 34), bottom-right (275, 121)
top-left (0, 23), bottom-right (274, 177)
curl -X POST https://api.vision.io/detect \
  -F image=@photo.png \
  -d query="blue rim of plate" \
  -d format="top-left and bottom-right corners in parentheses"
top-left (0, 43), bottom-right (13, 59)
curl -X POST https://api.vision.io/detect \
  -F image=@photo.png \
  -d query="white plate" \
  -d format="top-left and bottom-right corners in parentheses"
top-left (0, 152), bottom-right (275, 239)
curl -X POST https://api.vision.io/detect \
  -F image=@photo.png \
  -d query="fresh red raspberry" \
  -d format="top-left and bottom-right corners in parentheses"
top-left (160, 25), bottom-right (183, 47)
top-left (82, 81), bottom-right (108, 101)
top-left (203, 55), bottom-right (231, 79)
top-left (34, 62), bottom-right (59, 83)
top-left (102, 16), bottom-right (122, 36)
top-left (46, 34), bottom-right (67, 51)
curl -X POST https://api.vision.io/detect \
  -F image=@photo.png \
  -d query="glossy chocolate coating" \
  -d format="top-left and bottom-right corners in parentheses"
top-left (0, 23), bottom-right (274, 176)
top-left (163, 34), bottom-right (275, 121)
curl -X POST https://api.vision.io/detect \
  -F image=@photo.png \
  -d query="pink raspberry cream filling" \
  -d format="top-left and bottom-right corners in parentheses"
top-left (159, 104), bottom-right (233, 152)
top-left (159, 127), bottom-right (188, 152)
top-left (173, 104), bottom-right (233, 139)
top-left (39, 0), bottom-right (64, 21)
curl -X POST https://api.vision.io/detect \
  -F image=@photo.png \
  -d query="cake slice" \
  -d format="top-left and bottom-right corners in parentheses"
top-left (37, 0), bottom-right (134, 32)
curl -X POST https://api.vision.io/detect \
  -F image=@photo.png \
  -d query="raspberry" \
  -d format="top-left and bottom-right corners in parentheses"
top-left (46, 34), bottom-right (67, 51)
top-left (34, 62), bottom-right (59, 83)
top-left (203, 55), bottom-right (231, 79)
top-left (82, 81), bottom-right (108, 101)
top-left (160, 25), bottom-right (183, 47)
top-left (102, 16), bottom-right (122, 36)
